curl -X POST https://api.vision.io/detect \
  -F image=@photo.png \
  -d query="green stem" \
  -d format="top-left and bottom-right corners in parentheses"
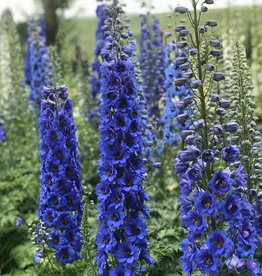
top-left (191, 0), bottom-right (216, 229)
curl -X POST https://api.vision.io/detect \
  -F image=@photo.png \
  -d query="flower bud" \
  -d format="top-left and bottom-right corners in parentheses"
top-left (219, 100), bottom-right (230, 109)
top-left (192, 119), bottom-right (205, 130)
top-left (206, 20), bottom-right (217, 27)
top-left (213, 72), bottom-right (225, 81)
top-left (210, 39), bottom-right (221, 48)
top-left (176, 57), bottom-right (188, 65)
top-left (177, 113), bottom-right (189, 125)
top-left (180, 29), bottom-right (189, 36)
top-left (185, 135), bottom-right (196, 145)
top-left (189, 48), bottom-right (198, 55)
top-left (183, 71), bottom-right (193, 79)
top-left (206, 63), bottom-right (214, 71)
top-left (177, 101), bottom-right (186, 109)
top-left (175, 6), bottom-right (189, 14)
top-left (191, 80), bottom-right (202, 89)
top-left (177, 41), bottom-right (188, 48)
top-left (180, 62), bottom-right (190, 71)
top-left (183, 96), bottom-right (194, 105)
top-left (211, 93), bottom-right (219, 102)
top-left (210, 50), bottom-right (221, 56)
top-left (175, 78), bottom-right (187, 86)
top-left (175, 25), bottom-right (186, 32)
top-left (216, 108), bottom-right (226, 116)
top-left (225, 122), bottom-right (238, 132)
top-left (201, 5), bottom-right (208, 12)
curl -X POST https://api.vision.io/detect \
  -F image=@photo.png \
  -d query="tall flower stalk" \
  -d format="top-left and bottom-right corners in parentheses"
top-left (37, 85), bottom-right (83, 265)
top-left (96, 4), bottom-right (153, 275)
top-left (174, 1), bottom-right (261, 275)
top-left (140, 14), bottom-right (165, 122)
top-left (25, 19), bottom-right (54, 111)
top-left (90, 1), bottom-right (109, 100)
top-left (158, 40), bottom-right (192, 154)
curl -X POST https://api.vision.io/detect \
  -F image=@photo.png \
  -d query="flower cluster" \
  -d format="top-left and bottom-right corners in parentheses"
top-left (174, 1), bottom-right (261, 275)
top-left (140, 14), bottom-right (165, 122)
top-left (158, 40), bottom-right (192, 154)
top-left (25, 19), bottom-right (54, 110)
top-left (38, 85), bottom-right (83, 264)
top-left (96, 5), bottom-right (153, 275)
top-left (90, 2), bottom-right (109, 100)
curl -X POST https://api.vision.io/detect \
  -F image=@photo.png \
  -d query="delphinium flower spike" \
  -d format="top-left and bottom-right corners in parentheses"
top-left (25, 19), bottom-right (54, 111)
top-left (158, 40), bottom-right (192, 154)
top-left (90, 0), bottom-right (109, 100)
top-left (139, 14), bottom-right (166, 165)
top-left (140, 14), bottom-right (165, 122)
top-left (96, 4), bottom-right (154, 275)
top-left (37, 85), bottom-right (83, 264)
top-left (173, 1), bottom-right (261, 275)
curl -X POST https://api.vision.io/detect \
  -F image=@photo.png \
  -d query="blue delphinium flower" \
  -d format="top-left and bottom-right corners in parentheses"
top-left (158, 40), bottom-right (192, 154)
top-left (221, 145), bottom-right (240, 162)
top-left (207, 230), bottom-right (233, 257)
top-left (96, 5), bottom-right (153, 274)
top-left (38, 85), bottom-right (83, 264)
top-left (140, 14), bottom-right (165, 120)
top-left (139, 14), bottom-right (165, 161)
top-left (25, 19), bottom-right (54, 111)
top-left (208, 171), bottom-right (233, 195)
top-left (196, 248), bottom-right (221, 274)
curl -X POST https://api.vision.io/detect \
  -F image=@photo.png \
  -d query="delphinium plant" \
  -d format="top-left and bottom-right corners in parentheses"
top-left (159, 40), bottom-right (192, 154)
top-left (33, 85), bottom-right (83, 269)
top-left (90, 0), bottom-right (109, 100)
top-left (173, 0), bottom-right (261, 275)
top-left (140, 14), bottom-right (165, 122)
top-left (250, 3), bottom-right (262, 113)
top-left (0, 13), bottom-right (40, 274)
top-left (226, 43), bottom-right (262, 271)
top-left (48, 45), bottom-right (64, 86)
top-left (88, 0), bottom-right (110, 126)
top-left (139, 13), bottom-right (166, 166)
top-left (96, 3), bottom-right (154, 275)
top-left (25, 19), bottom-right (54, 111)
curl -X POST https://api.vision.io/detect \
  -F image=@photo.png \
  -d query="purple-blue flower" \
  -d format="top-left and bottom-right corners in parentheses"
top-left (207, 230), bottom-right (233, 257)
top-left (196, 248), bottom-right (221, 274)
top-left (208, 171), bottom-right (233, 194)
top-left (38, 86), bottom-right (83, 264)
top-left (222, 145), bottom-right (240, 162)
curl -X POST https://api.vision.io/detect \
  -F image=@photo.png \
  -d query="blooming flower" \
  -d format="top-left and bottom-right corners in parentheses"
top-left (208, 171), bottom-right (233, 195)
top-left (221, 145), bottom-right (240, 162)
top-left (194, 191), bottom-right (217, 216)
top-left (207, 230), bottom-right (233, 257)
top-left (196, 248), bottom-right (221, 274)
